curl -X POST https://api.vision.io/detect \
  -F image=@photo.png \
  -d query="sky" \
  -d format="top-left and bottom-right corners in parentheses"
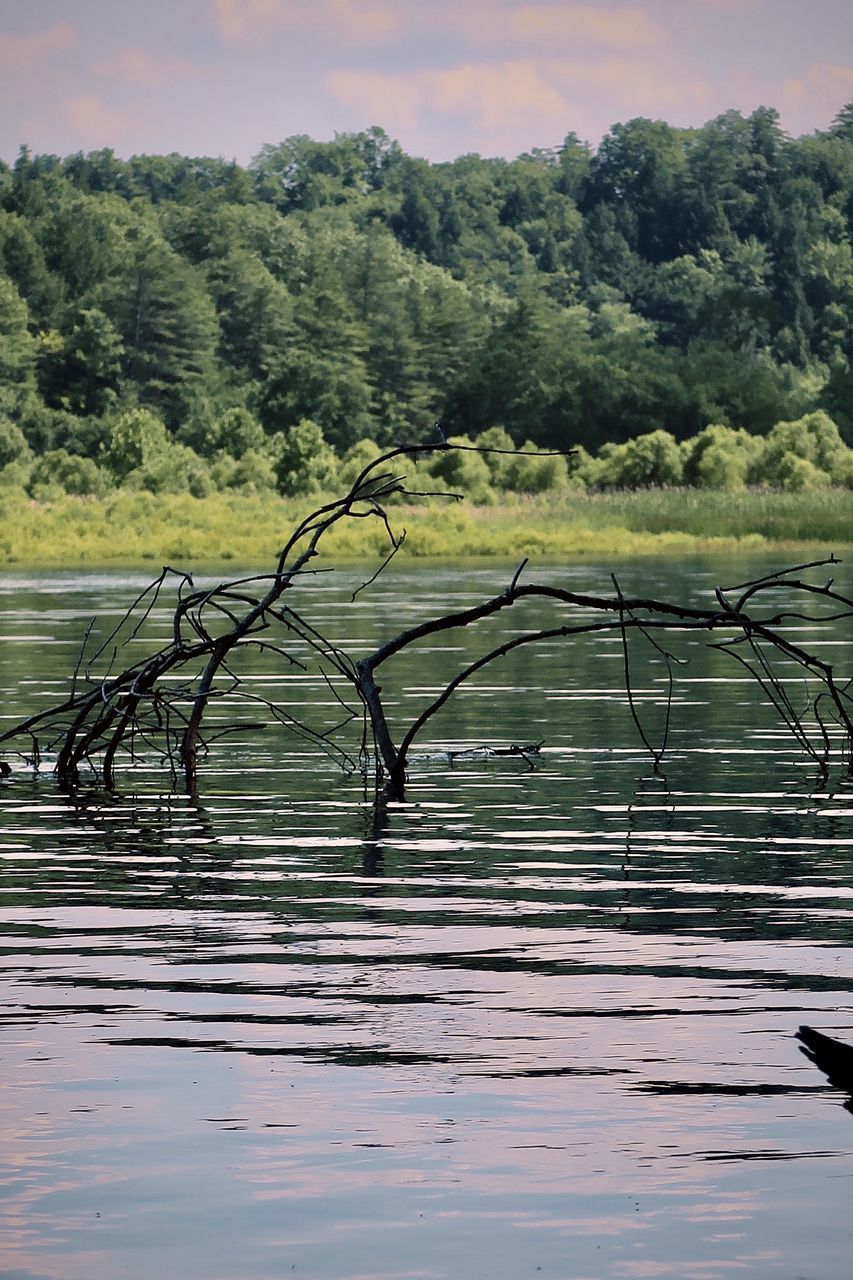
top-left (1, 0), bottom-right (853, 167)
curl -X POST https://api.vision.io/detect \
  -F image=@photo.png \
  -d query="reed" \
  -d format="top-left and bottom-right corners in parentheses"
top-left (0, 487), bottom-right (850, 567)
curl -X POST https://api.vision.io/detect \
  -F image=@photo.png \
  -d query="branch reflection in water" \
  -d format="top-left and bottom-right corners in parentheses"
top-left (0, 559), bottom-right (852, 1279)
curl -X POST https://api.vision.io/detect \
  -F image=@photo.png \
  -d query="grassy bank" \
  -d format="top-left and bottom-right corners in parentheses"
top-left (1, 487), bottom-right (852, 569)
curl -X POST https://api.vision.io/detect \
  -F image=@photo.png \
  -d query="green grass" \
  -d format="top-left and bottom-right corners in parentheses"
top-left (0, 487), bottom-right (850, 568)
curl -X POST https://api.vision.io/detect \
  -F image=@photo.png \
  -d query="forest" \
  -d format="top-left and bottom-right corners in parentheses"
top-left (3, 102), bottom-right (853, 502)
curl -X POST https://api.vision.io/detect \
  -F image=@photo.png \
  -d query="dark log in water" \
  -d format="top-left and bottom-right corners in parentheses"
top-left (797, 1026), bottom-right (853, 1102)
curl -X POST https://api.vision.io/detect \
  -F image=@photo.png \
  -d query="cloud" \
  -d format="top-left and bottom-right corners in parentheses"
top-left (94, 48), bottom-right (210, 89)
top-left (551, 56), bottom-right (712, 111)
top-left (433, 60), bottom-right (571, 127)
top-left (506, 4), bottom-right (666, 50)
top-left (63, 94), bottom-right (127, 143)
top-left (327, 59), bottom-right (576, 141)
top-left (0, 21), bottom-right (77, 103)
top-left (0, 21), bottom-right (77, 71)
top-left (210, 0), bottom-right (289, 43)
top-left (780, 62), bottom-right (853, 133)
top-left (210, 0), bottom-right (398, 46)
top-left (327, 52), bottom-right (711, 147)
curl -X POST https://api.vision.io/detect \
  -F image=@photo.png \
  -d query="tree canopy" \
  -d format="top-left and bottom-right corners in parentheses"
top-left (3, 105), bottom-right (853, 490)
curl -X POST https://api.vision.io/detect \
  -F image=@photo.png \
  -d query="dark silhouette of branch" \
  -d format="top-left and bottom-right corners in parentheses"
top-left (0, 442), bottom-right (849, 799)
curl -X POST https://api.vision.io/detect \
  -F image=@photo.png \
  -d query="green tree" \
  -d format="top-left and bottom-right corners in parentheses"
top-left (178, 404), bottom-right (267, 459)
top-left (113, 231), bottom-right (219, 425)
top-left (593, 429), bottom-right (684, 488)
top-left (0, 418), bottom-right (31, 468)
top-left (270, 419), bottom-right (338, 496)
top-left (753, 410), bottom-right (849, 486)
top-left (0, 275), bottom-right (36, 418)
top-left (48, 307), bottom-right (124, 415)
top-left (28, 448), bottom-right (109, 497)
top-left (682, 424), bottom-right (763, 489)
top-left (583, 117), bottom-right (690, 261)
top-left (206, 249), bottom-right (293, 379)
top-left (427, 435), bottom-right (495, 503)
top-left (103, 407), bottom-right (171, 480)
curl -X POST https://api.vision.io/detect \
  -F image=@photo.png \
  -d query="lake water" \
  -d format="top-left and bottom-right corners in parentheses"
top-left (1, 557), bottom-right (852, 1280)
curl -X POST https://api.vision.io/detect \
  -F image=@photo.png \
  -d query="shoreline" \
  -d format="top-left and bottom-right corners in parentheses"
top-left (1, 488), bottom-right (851, 569)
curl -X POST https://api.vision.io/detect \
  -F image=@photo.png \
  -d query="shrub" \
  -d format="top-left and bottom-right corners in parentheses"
top-left (179, 405), bottom-right (267, 459)
top-left (594, 429), bottom-right (684, 488)
top-left (475, 426), bottom-right (517, 489)
top-left (211, 448), bottom-right (277, 494)
top-left (754, 411), bottom-right (847, 486)
top-left (773, 453), bottom-right (830, 492)
top-left (28, 449), bottom-right (110, 498)
top-left (683, 424), bottom-right (763, 490)
top-left (270, 419), bottom-right (338, 496)
top-left (427, 434), bottom-right (496, 504)
top-left (339, 437), bottom-right (384, 487)
top-left (501, 440), bottom-right (569, 493)
top-left (103, 408), bottom-right (171, 481)
top-left (124, 442), bottom-right (213, 497)
top-left (0, 418), bottom-right (31, 468)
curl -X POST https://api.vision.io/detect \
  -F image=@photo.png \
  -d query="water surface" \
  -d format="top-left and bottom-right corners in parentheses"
top-left (1, 558), bottom-right (852, 1279)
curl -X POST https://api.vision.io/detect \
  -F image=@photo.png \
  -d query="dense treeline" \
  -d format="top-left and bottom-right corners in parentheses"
top-left (3, 103), bottom-right (853, 499)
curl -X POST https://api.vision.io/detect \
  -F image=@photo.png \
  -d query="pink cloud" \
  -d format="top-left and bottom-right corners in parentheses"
top-left (329, 0), bottom-right (399, 38)
top-left (210, 0), bottom-right (398, 46)
top-left (327, 59), bottom-right (577, 143)
top-left (507, 4), bottom-right (666, 50)
top-left (210, 0), bottom-right (290, 44)
top-left (94, 48), bottom-right (210, 89)
top-left (549, 56), bottom-right (713, 111)
top-left (433, 61), bottom-right (571, 127)
top-left (327, 52), bottom-right (711, 146)
top-left (780, 62), bottom-right (853, 134)
top-left (0, 22), bottom-right (77, 71)
top-left (63, 94), bottom-right (127, 143)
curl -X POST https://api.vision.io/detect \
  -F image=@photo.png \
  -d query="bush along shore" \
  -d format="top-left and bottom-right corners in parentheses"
top-left (1, 484), bottom-right (851, 569)
top-left (0, 409), bottom-right (852, 567)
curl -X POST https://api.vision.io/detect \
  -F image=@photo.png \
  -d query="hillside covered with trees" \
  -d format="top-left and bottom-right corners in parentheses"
top-left (3, 103), bottom-right (853, 501)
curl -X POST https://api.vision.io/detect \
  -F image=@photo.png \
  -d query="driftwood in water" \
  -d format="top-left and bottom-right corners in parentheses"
top-left (0, 442), bottom-right (852, 799)
top-left (797, 1026), bottom-right (853, 1112)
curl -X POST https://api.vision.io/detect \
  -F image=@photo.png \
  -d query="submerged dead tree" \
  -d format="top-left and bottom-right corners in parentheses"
top-left (1, 442), bottom-right (852, 799)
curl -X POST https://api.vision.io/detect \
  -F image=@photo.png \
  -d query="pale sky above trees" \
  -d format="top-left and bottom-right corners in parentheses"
top-left (1, 0), bottom-right (852, 163)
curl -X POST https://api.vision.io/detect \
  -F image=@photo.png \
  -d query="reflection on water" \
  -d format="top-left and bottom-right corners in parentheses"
top-left (1, 558), bottom-right (853, 1279)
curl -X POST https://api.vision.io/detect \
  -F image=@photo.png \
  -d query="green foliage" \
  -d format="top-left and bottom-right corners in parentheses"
top-left (6, 104), bottom-right (853, 491)
top-left (113, 231), bottom-right (219, 425)
top-left (475, 426), bottom-right (517, 488)
top-left (770, 453), bottom-right (829, 491)
top-left (754, 411), bottom-right (848, 486)
top-left (58, 308), bottom-right (123, 415)
top-left (102, 407), bottom-right (211, 495)
top-left (427, 435), bottom-right (496, 503)
top-left (339, 437), bottom-right (384, 486)
top-left (0, 274), bottom-right (36, 417)
top-left (178, 404), bottom-right (267, 459)
top-left (270, 419), bottom-right (338, 496)
top-left (103, 407), bottom-right (171, 480)
top-left (0, 418), bottom-right (31, 468)
top-left (500, 441), bottom-right (569, 494)
top-left (211, 448), bottom-right (276, 495)
top-left (27, 448), bottom-right (109, 498)
top-left (257, 346), bottom-right (372, 453)
top-left (124, 442), bottom-right (212, 497)
top-left (592, 430), bottom-right (684, 488)
top-left (682, 424), bottom-right (763, 490)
